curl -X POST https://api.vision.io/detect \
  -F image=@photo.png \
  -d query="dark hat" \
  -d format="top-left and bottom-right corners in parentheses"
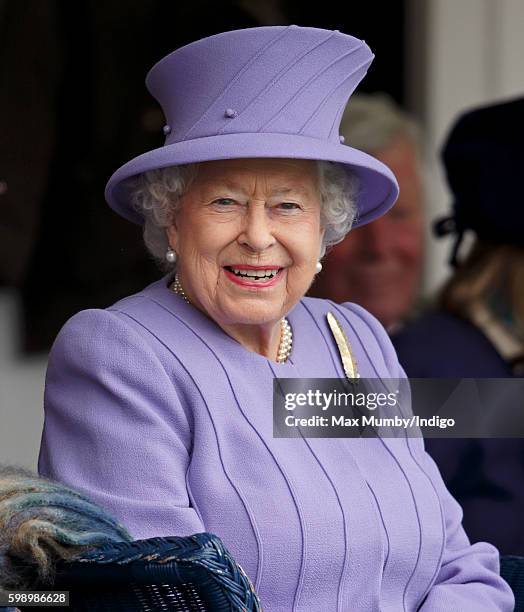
top-left (434, 97), bottom-right (524, 265)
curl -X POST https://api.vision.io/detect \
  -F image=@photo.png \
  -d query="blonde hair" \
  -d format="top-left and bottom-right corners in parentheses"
top-left (439, 241), bottom-right (524, 337)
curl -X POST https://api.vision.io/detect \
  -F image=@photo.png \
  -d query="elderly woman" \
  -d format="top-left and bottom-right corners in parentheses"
top-left (38, 26), bottom-right (513, 610)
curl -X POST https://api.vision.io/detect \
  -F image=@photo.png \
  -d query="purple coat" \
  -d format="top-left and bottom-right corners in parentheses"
top-left (38, 276), bottom-right (513, 611)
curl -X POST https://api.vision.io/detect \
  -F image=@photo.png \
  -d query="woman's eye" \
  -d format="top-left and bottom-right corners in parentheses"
top-left (278, 202), bottom-right (301, 211)
top-left (212, 198), bottom-right (236, 207)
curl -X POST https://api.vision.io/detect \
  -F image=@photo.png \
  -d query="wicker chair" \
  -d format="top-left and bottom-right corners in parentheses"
top-left (14, 532), bottom-right (261, 612)
top-left (5, 550), bottom-right (524, 610)
top-left (501, 555), bottom-right (524, 612)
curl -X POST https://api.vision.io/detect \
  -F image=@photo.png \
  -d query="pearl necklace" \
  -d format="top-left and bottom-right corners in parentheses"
top-left (170, 274), bottom-right (190, 304)
top-left (277, 317), bottom-right (293, 364)
top-left (169, 274), bottom-right (293, 363)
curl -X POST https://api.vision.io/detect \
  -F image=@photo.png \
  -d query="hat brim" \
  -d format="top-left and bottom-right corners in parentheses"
top-left (105, 132), bottom-right (399, 228)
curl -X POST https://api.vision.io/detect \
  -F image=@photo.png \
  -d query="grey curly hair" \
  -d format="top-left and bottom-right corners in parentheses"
top-left (129, 160), bottom-right (360, 272)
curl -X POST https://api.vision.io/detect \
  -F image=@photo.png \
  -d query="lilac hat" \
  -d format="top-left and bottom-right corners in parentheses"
top-left (105, 25), bottom-right (399, 227)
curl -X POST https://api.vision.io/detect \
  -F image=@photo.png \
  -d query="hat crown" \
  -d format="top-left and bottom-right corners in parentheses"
top-left (440, 97), bottom-right (524, 246)
top-left (146, 25), bottom-right (373, 145)
top-left (105, 25), bottom-right (398, 228)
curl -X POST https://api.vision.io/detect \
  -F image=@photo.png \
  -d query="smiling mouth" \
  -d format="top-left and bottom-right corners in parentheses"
top-left (224, 266), bottom-right (283, 281)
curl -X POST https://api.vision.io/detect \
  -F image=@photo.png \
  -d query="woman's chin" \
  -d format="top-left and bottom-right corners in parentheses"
top-left (222, 306), bottom-right (284, 327)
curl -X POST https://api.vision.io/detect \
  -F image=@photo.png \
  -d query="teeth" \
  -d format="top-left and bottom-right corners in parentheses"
top-left (229, 267), bottom-right (280, 279)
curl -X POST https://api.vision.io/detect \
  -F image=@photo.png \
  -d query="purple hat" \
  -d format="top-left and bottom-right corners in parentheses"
top-left (105, 25), bottom-right (399, 227)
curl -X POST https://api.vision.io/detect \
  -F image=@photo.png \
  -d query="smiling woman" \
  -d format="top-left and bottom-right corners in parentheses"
top-left (131, 158), bottom-right (358, 273)
top-left (38, 25), bottom-right (514, 611)
top-left (130, 158), bottom-right (357, 359)
top-left (166, 159), bottom-right (324, 334)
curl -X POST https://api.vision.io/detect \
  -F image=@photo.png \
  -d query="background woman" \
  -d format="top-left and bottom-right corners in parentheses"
top-left (393, 97), bottom-right (524, 556)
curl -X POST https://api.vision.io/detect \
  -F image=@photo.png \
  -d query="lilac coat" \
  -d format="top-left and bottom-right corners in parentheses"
top-left (38, 276), bottom-right (514, 611)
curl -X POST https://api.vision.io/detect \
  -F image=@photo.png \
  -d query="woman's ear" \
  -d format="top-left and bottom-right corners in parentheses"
top-left (166, 224), bottom-right (179, 252)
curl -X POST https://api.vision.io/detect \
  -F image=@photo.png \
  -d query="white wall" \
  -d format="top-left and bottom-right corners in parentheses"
top-left (406, 0), bottom-right (524, 293)
top-left (0, 290), bottom-right (47, 470)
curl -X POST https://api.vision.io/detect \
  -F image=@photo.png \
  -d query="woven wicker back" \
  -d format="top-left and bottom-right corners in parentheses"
top-left (16, 533), bottom-right (261, 611)
top-left (501, 556), bottom-right (524, 612)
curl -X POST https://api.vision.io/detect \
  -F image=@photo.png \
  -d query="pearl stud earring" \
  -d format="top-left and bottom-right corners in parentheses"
top-left (165, 248), bottom-right (177, 264)
top-left (316, 261), bottom-right (323, 273)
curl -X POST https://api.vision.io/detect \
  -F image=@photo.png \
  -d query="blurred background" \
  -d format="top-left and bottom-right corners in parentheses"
top-left (1, 0), bottom-right (523, 470)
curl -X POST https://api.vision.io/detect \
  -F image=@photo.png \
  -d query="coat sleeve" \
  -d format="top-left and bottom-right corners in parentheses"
top-left (38, 308), bottom-right (206, 540)
top-left (339, 302), bottom-right (514, 611)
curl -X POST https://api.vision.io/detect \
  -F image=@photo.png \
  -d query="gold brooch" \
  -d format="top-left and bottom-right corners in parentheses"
top-left (327, 311), bottom-right (359, 381)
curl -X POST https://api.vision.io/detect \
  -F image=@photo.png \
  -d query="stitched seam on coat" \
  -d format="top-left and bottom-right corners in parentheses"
top-left (335, 302), bottom-right (447, 607)
top-left (301, 437), bottom-right (350, 612)
top-left (330, 302), bottom-right (426, 611)
top-left (401, 438), bottom-right (447, 604)
top-left (366, 481), bottom-right (392, 599)
top-left (119, 294), bottom-right (311, 598)
top-left (110, 304), bottom-right (264, 581)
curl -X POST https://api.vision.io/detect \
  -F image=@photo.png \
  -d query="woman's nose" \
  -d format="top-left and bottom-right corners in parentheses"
top-left (238, 203), bottom-right (276, 252)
